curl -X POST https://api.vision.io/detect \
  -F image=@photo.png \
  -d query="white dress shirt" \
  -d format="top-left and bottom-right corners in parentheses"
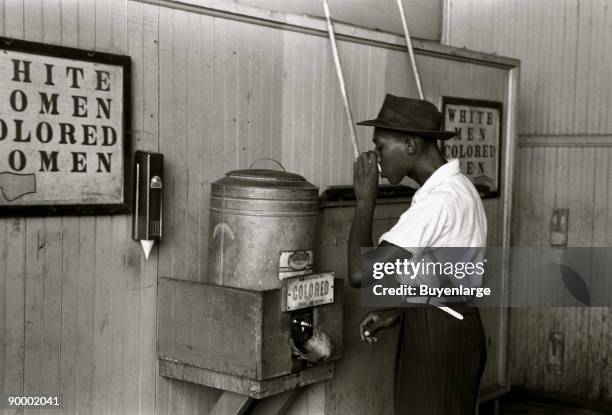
top-left (379, 159), bottom-right (487, 251)
top-left (378, 159), bottom-right (488, 300)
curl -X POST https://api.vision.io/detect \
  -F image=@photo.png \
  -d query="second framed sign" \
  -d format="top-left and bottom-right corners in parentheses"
top-left (441, 97), bottom-right (503, 198)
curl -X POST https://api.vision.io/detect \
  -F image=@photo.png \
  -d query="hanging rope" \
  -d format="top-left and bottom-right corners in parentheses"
top-left (322, 0), bottom-right (360, 159)
top-left (396, 0), bottom-right (424, 99)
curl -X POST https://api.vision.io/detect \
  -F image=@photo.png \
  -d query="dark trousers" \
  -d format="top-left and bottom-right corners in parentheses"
top-left (393, 303), bottom-right (487, 415)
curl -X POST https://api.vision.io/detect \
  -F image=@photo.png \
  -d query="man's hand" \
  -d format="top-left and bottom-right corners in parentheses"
top-left (353, 151), bottom-right (379, 206)
top-left (359, 309), bottom-right (400, 343)
top-left (348, 151), bottom-right (379, 288)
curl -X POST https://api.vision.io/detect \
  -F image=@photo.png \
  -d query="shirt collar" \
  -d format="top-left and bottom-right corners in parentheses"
top-left (412, 159), bottom-right (461, 203)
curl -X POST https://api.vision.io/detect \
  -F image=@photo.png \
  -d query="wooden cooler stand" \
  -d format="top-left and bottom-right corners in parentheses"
top-left (157, 275), bottom-right (343, 413)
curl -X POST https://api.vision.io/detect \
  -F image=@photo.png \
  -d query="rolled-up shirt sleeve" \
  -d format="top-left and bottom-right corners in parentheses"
top-left (378, 194), bottom-right (449, 257)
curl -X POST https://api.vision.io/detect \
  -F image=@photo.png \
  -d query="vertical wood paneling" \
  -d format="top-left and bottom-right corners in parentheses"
top-left (19, 219), bottom-right (35, 413)
top-left (154, 7), bottom-right (222, 415)
top-left (605, 147), bottom-right (612, 399)
top-left (156, 5), bottom-right (174, 284)
top-left (92, 215), bottom-right (111, 415)
top-left (237, 22), bottom-right (251, 170)
top-left (449, 0), bottom-right (612, 403)
top-left (534, 147), bottom-right (548, 391)
top-left (170, 12), bottom-right (194, 414)
top-left (225, 19), bottom-right (239, 172)
top-left (588, 148), bottom-right (608, 400)
top-left (508, 147), bottom-right (527, 386)
top-left (95, 0), bottom-right (112, 51)
top-left (41, 220), bottom-right (62, 414)
top-left (137, 4), bottom-right (159, 415)
top-left (20, 3), bottom-right (44, 415)
top-left (555, 147), bottom-right (570, 394)
top-left (0, 0), bottom-right (5, 387)
top-left (125, 2), bottom-right (150, 415)
top-left (565, 148), bottom-right (591, 395)
top-left (3, 3), bottom-right (26, 414)
top-left (115, 0), bottom-right (135, 412)
top-left (506, 137), bottom-right (612, 401)
top-left (5, 218), bottom-right (26, 414)
top-left (59, 217), bottom-right (79, 414)
top-left (108, 218), bottom-right (126, 415)
top-left (448, 0), bottom-right (612, 136)
top-left (573, 2), bottom-right (588, 134)
top-left (540, 148), bottom-right (554, 391)
top-left (169, 7), bottom-right (188, 283)
top-left (76, 221), bottom-right (95, 414)
top-left (75, 3), bottom-right (97, 414)
top-left (605, 149), bottom-right (612, 400)
top-left (195, 13), bottom-right (214, 283)
top-left (56, 7), bottom-right (81, 410)
top-left (281, 30), bottom-right (297, 174)
top-left (524, 147), bottom-right (539, 390)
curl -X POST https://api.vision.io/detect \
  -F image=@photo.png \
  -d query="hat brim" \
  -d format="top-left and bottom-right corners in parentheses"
top-left (357, 119), bottom-right (456, 140)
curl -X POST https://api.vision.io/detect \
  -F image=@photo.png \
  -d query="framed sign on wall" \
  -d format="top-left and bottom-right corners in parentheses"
top-left (0, 37), bottom-right (131, 215)
top-left (441, 97), bottom-right (503, 198)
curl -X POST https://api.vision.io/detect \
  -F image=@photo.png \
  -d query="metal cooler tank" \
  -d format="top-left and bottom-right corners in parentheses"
top-left (208, 167), bottom-right (319, 291)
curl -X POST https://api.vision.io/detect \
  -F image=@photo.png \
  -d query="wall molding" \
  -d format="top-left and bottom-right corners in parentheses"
top-left (519, 135), bottom-right (612, 147)
top-left (137, 0), bottom-right (519, 69)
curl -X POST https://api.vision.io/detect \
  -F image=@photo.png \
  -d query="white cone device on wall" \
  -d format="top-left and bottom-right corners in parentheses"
top-left (132, 151), bottom-right (164, 260)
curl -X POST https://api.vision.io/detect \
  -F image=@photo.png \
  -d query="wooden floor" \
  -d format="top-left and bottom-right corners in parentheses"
top-left (498, 396), bottom-right (609, 415)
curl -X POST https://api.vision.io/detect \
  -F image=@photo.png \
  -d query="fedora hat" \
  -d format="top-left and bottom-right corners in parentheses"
top-left (357, 94), bottom-right (456, 140)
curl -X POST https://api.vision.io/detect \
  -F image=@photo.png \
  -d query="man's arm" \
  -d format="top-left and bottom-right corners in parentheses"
top-left (356, 242), bottom-right (414, 341)
top-left (347, 151), bottom-right (414, 287)
top-left (348, 152), bottom-right (403, 340)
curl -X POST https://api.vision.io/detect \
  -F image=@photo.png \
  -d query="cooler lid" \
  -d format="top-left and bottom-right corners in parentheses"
top-left (226, 169), bottom-right (305, 182)
top-left (214, 168), bottom-right (318, 191)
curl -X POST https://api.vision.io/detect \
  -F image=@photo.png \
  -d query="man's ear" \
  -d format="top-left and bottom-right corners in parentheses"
top-left (404, 136), bottom-right (418, 155)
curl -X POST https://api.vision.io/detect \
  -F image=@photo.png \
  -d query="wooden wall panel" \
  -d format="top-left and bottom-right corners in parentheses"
top-left (448, 0), bottom-right (612, 403)
top-left (317, 204), bottom-right (408, 415)
top-left (507, 146), bottom-right (612, 402)
top-left (0, 1), bottom-right (157, 414)
top-left (447, 0), bottom-right (612, 137)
